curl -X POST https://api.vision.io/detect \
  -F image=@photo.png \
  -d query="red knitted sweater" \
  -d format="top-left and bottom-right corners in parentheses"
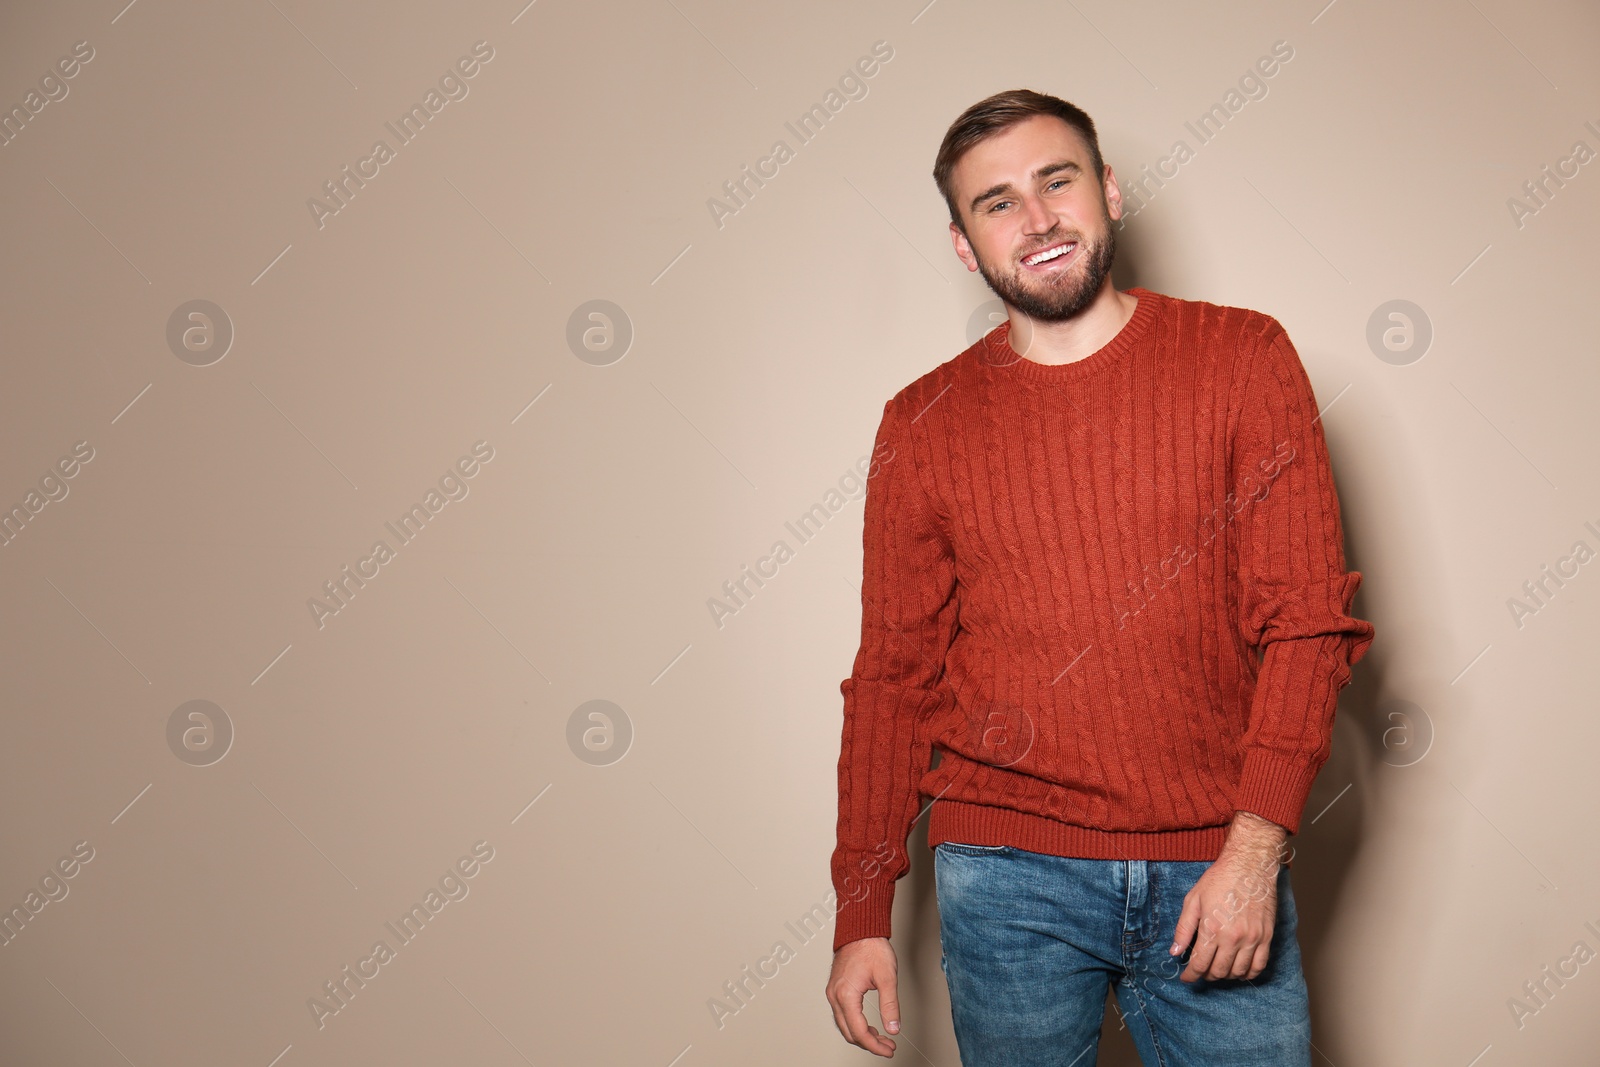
top-left (830, 287), bottom-right (1374, 951)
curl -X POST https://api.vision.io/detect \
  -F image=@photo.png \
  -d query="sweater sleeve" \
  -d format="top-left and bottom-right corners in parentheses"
top-left (831, 396), bottom-right (960, 951)
top-left (1228, 322), bottom-right (1374, 835)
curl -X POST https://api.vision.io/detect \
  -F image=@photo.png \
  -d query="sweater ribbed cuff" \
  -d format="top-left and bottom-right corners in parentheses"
top-left (1233, 748), bottom-right (1321, 834)
top-left (831, 880), bottom-right (896, 952)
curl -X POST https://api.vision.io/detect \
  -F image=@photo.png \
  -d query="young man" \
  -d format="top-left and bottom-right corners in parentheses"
top-left (824, 90), bottom-right (1374, 1066)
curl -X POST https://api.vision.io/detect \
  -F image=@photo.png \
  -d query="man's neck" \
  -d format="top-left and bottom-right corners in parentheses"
top-left (1005, 285), bottom-right (1140, 366)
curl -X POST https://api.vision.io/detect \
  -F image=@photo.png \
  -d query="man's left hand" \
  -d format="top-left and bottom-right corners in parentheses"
top-left (1169, 811), bottom-right (1286, 982)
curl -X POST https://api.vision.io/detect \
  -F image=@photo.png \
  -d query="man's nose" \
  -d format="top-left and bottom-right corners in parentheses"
top-left (1020, 195), bottom-right (1056, 234)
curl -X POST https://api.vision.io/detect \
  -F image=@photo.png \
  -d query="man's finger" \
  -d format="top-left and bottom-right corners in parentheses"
top-left (842, 981), bottom-right (894, 1055)
top-left (1230, 910), bottom-right (1272, 978)
top-left (1228, 940), bottom-right (1256, 979)
top-left (826, 973), bottom-right (865, 1048)
top-left (1170, 889), bottom-right (1200, 956)
top-left (826, 988), bottom-right (850, 1043)
top-left (1204, 937), bottom-right (1243, 980)
top-left (1247, 939), bottom-right (1272, 979)
top-left (878, 973), bottom-right (902, 1036)
top-left (1181, 925), bottom-right (1219, 981)
top-left (849, 1013), bottom-right (895, 1055)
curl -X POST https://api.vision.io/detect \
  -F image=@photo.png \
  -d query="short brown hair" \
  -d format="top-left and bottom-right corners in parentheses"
top-left (932, 90), bottom-right (1105, 232)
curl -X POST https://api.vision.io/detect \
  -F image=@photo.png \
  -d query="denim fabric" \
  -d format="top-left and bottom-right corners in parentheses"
top-left (934, 842), bottom-right (1311, 1067)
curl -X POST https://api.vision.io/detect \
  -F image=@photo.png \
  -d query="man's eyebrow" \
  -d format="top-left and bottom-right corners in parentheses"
top-left (968, 160), bottom-right (1083, 214)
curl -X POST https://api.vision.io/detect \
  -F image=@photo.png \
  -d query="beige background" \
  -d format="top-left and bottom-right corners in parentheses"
top-left (1, 0), bottom-right (1596, 1064)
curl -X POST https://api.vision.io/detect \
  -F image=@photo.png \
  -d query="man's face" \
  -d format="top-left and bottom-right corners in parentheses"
top-left (949, 114), bottom-right (1124, 323)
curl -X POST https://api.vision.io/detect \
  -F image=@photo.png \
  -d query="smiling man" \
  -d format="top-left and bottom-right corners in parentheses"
top-left (824, 90), bottom-right (1374, 1065)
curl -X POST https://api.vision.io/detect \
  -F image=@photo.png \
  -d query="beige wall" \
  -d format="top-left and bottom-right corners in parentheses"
top-left (1, 1), bottom-right (1596, 1064)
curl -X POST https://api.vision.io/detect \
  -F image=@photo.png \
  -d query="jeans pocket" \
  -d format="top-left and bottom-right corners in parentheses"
top-left (936, 841), bottom-right (1012, 855)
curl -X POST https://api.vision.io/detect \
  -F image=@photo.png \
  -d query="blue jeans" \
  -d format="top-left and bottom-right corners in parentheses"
top-left (934, 842), bottom-right (1311, 1067)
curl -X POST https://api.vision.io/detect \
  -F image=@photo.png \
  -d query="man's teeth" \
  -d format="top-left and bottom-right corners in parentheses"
top-left (1025, 243), bottom-right (1075, 265)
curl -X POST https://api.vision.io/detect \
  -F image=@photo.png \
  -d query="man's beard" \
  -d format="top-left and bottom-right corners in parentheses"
top-left (970, 203), bottom-right (1117, 324)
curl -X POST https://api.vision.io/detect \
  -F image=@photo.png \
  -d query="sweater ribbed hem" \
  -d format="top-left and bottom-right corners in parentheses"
top-left (928, 798), bottom-right (1231, 861)
top-left (830, 800), bottom-right (1286, 952)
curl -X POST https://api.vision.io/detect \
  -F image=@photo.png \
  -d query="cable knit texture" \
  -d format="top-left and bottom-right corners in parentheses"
top-left (830, 287), bottom-right (1374, 951)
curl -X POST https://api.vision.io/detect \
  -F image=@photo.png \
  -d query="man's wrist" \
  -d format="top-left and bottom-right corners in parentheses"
top-left (1226, 810), bottom-right (1289, 859)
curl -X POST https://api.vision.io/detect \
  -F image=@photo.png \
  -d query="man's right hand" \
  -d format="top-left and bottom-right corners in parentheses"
top-left (825, 936), bottom-right (901, 1057)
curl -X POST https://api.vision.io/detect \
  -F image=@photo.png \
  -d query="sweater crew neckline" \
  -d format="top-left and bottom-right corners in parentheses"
top-left (981, 286), bottom-right (1159, 383)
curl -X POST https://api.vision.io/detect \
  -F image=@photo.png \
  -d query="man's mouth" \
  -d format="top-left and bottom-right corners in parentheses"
top-left (1021, 241), bottom-right (1078, 269)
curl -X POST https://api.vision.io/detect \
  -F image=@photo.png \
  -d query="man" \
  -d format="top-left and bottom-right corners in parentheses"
top-left (823, 89), bottom-right (1374, 1066)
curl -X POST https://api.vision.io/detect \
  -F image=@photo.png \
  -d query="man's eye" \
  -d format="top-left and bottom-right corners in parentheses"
top-left (990, 200), bottom-right (1012, 212)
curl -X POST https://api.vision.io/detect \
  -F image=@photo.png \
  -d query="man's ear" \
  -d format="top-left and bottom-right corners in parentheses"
top-left (950, 222), bottom-right (977, 271)
top-left (1103, 166), bottom-right (1126, 222)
